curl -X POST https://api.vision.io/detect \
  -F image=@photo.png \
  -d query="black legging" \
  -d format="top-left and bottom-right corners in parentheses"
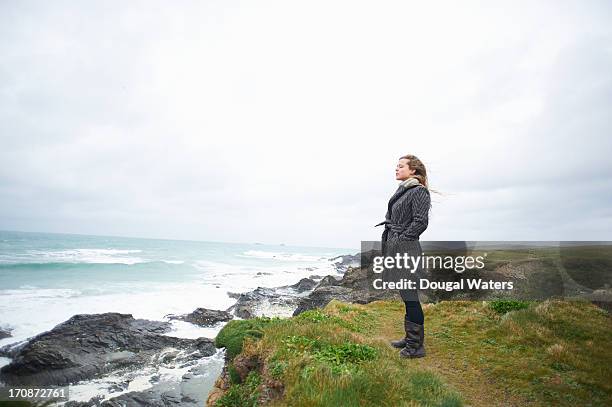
top-left (404, 300), bottom-right (424, 325)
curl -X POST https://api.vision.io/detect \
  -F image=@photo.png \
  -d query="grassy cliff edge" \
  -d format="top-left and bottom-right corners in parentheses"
top-left (207, 299), bottom-right (611, 407)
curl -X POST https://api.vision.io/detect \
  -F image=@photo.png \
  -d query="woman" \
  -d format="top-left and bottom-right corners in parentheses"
top-left (375, 154), bottom-right (431, 358)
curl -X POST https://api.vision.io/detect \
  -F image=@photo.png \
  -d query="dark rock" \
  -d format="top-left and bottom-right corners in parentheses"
top-left (226, 287), bottom-right (275, 319)
top-left (218, 253), bottom-right (399, 320)
top-left (336, 263), bottom-right (371, 290)
top-left (0, 313), bottom-right (215, 386)
top-left (292, 266), bottom-right (398, 316)
top-left (230, 303), bottom-right (256, 319)
top-left (227, 292), bottom-right (242, 300)
top-left (64, 356), bottom-right (222, 407)
top-left (231, 354), bottom-right (260, 382)
top-left (65, 388), bottom-right (186, 407)
top-left (222, 257), bottom-right (402, 319)
top-left (329, 252), bottom-right (360, 273)
top-left (64, 395), bottom-right (105, 406)
top-left (108, 380), bottom-right (130, 393)
top-left (293, 255), bottom-right (579, 315)
top-left (105, 389), bottom-right (184, 406)
top-left (292, 286), bottom-right (358, 316)
top-left (329, 252), bottom-right (359, 264)
top-left (0, 326), bottom-right (12, 339)
top-left (0, 340), bottom-right (27, 359)
top-left (290, 278), bottom-right (317, 293)
top-left (414, 258), bottom-right (568, 302)
top-left (226, 287), bottom-right (301, 319)
top-left (166, 308), bottom-right (233, 327)
top-left (315, 275), bottom-right (341, 288)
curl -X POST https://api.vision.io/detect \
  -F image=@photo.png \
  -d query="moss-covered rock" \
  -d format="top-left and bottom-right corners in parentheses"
top-left (214, 317), bottom-right (278, 358)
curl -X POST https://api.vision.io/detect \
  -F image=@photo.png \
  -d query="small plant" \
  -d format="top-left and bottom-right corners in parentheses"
top-left (296, 307), bottom-right (372, 333)
top-left (282, 335), bottom-right (322, 353)
top-left (490, 299), bottom-right (530, 314)
top-left (338, 304), bottom-right (354, 313)
top-left (281, 335), bottom-right (378, 376)
top-left (268, 359), bottom-right (288, 379)
top-left (297, 309), bottom-right (331, 323)
top-left (551, 361), bottom-right (573, 372)
top-left (216, 371), bottom-right (262, 407)
top-left (300, 364), bottom-right (316, 379)
top-left (315, 342), bottom-right (378, 365)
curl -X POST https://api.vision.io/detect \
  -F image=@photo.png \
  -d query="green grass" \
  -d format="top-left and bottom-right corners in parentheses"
top-left (213, 300), bottom-right (464, 406)
top-left (489, 299), bottom-right (531, 314)
top-left (211, 298), bottom-right (611, 406)
top-left (424, 299), bottom-right (611, 406)
top-left (280, 334), bottom-right (377, 375)
top-left (216, 371), bottom-right (262, 407)
top-left (214, 316), bottom-right (280, 358)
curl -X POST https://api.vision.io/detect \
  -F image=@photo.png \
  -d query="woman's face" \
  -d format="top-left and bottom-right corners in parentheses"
top-left (395, 158), bottom-right (415, 181)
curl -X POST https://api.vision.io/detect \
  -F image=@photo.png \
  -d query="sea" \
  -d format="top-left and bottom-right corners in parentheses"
top-left (0, 230), bottom-right (355, 404)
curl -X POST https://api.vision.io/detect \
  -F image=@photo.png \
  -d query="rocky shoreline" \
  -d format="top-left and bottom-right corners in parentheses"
top-left (0, 253), bottom-right (361, 406)
top-left (2, 250), bottom-right (606, 406)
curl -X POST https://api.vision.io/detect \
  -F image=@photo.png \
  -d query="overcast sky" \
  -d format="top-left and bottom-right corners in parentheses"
top-left (1, 0), bottom-right (611, 249)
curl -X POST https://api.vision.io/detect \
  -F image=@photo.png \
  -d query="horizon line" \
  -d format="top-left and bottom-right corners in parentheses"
top-left (0, 229), bottom-right (360, 252)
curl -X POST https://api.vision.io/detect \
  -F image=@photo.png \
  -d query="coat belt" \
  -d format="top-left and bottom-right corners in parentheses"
top-left (374, 220), bottom-right (405, 234)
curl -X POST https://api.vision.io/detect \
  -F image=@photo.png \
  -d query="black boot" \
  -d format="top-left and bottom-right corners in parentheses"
top-left (390, 336), bottom-right (407, 348)
top-left (399, 320), bottom-right (426, 358)
top-left (390, 318), bottom-right (411, 348)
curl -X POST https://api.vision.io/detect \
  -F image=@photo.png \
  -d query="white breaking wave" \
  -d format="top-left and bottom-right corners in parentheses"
top-left (3, 287), bottom-right (81, 299)
top-left (0, 250), bottom-right (187, 266)
top-left (0, 281), bottom-right (236, 350)
top-left (162, 260), bottom-right (185, 264)
top-left (192, 257), bottom-right (340, 295)
top-left (59, 348), bottom-right (225, 406)
top-left (163, 319), bottom-right (225, 339)
top-left (239, 250), bottom-right (327, 262)
top-left (8, 249), bottom-right (146, 265)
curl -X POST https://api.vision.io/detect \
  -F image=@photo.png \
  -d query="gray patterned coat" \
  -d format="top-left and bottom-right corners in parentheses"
top-left (376, 181), bottom-right (431, 243)
top-left (375, 181), bottom-right (431, 301)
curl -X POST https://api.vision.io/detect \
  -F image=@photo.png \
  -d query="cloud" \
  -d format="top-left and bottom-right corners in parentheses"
top-left (1, 0), bottom-right (611, 247)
